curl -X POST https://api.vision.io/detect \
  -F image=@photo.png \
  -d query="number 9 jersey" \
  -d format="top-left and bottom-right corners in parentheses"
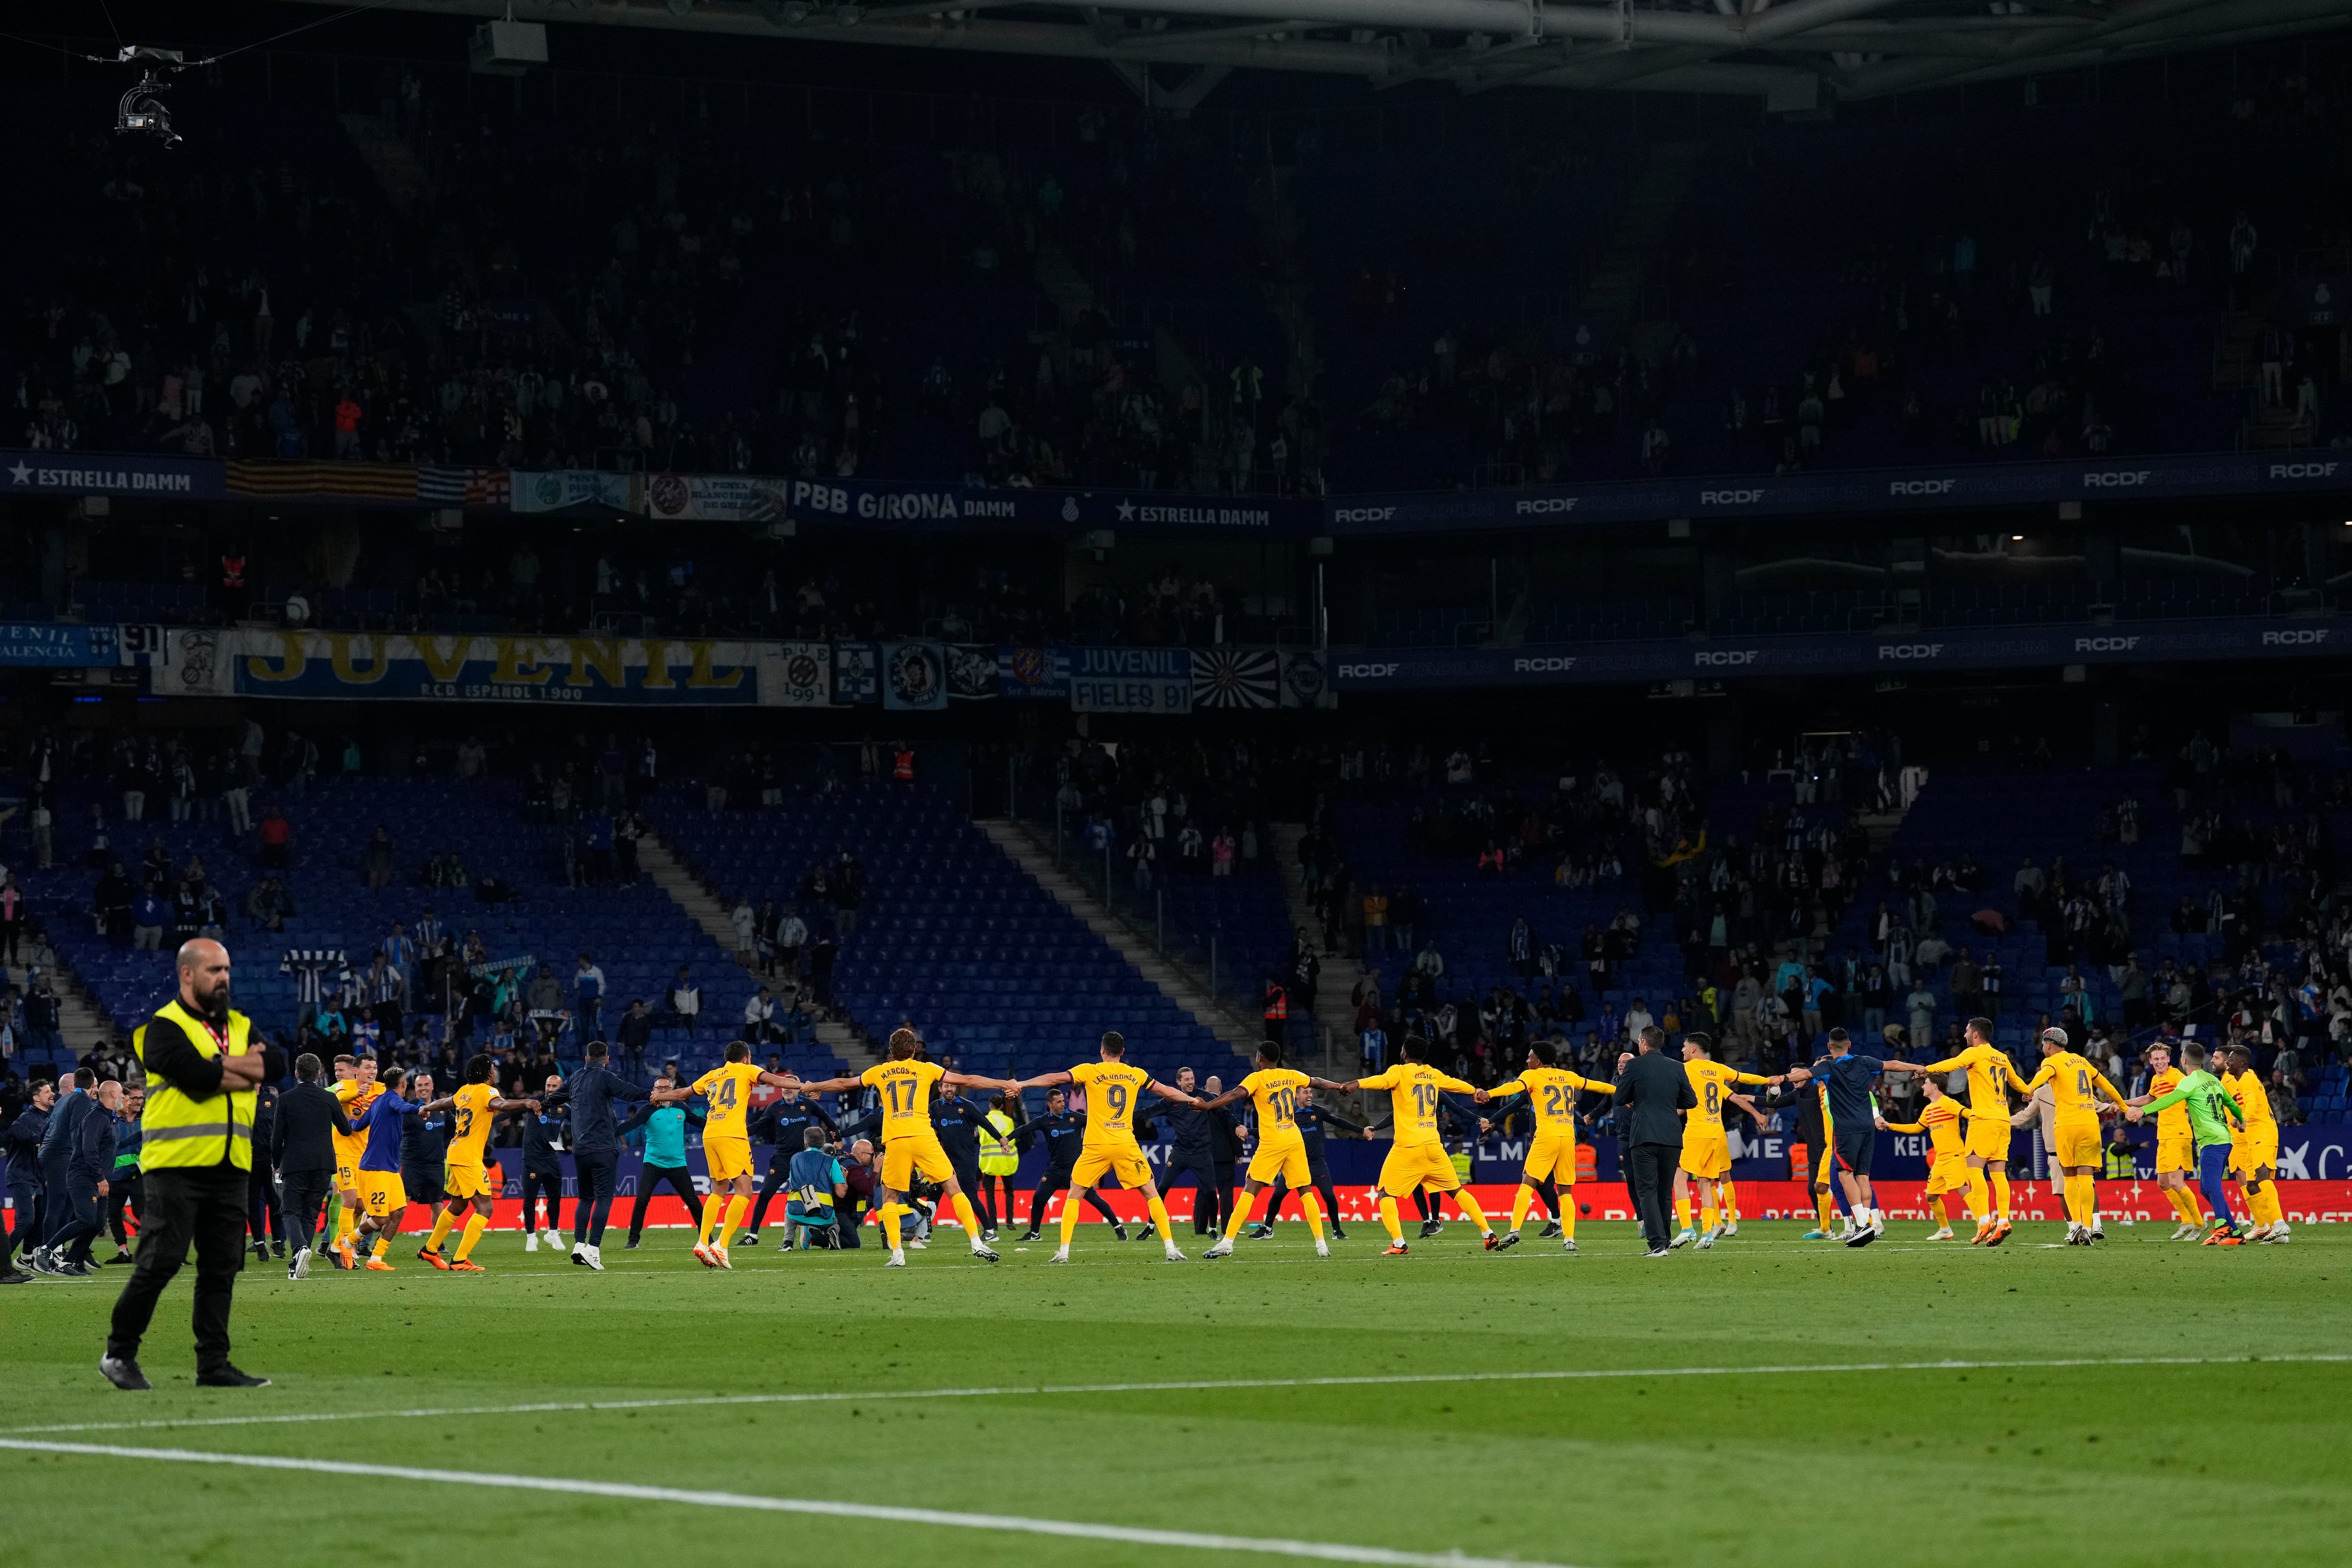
top-left (1067, 1060), bottom-right (1155, 1189)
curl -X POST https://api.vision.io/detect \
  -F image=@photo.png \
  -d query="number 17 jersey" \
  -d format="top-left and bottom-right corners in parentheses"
top-left (861, 1058), bottom-right (947, 1143)
top-left (1070, 1060), bottom-right (1152, 1146)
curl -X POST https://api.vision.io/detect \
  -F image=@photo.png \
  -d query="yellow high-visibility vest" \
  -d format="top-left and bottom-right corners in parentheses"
top-left (135, 1000), bottom-right (257, 1171)
top-left (978, 1110), bottom-right (1019, 1176)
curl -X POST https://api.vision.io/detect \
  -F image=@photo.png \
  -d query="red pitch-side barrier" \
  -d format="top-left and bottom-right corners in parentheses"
top-left (439, 1180), bottom-right (2352, 1234)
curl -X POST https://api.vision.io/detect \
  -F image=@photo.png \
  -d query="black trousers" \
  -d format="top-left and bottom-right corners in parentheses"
top-left (748, 1158), bottom-right (796, 1234)
top-left (1160, 1154), bottom-right (1233, 1234)
top-left (574, 1151), bottom-right (618, 1244)
top-left (1025, 1166), bottom-right (1119, 1231)
top-left (1626, 1141), bottom-right (1678, 1251)
top-left (971, 1172), bottom-right (1016, 1233)
top-left (7, 1178), bottom-right (41, 1264)
top-left (1263, 1161), bottom-right (1342, 1226)
top-left (108, 1163), bottom-right (248, 1375)
top-left (280, 1169), bottom-right (331, 1256)
top-left (107, 1171), bottom-right (143, 1248)
top-left (628, 1162), bottom-right (703, 1243)
top-left (38, 1161), bottom-right (70, 1244)
top-left (837, 1194), bottom-right (867, 1248)
top-left (51, 1180), bottom-right (104, 1266)
top-left (522, 1167), bottom-right (565, 1233)
top-left (246, 1164), bottom-right (281, 1244)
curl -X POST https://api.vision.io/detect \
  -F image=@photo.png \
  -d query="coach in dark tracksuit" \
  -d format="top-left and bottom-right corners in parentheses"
top-left (1261, 1098), bottom-right (1364, 1238)
top-left (930, 1092), bottom-right (988, 1231)
top-left (245, 1083), bottom-right (282, 1260)
top-left (4, 1083), bottom-right (53, 1273)
top-left (743, 1093), bottom-right (838, 1243)
top-left (1155, 1074), bottom-right (1237, 1235)
top-left (538, 1043), bottom-right (647, 1260)
top-left (1613, 1026), bottom-right (1695, 1255)
top-left (270, 1053), bottom-right (350, 1270)
top-left (400, 1088), bottom-right (448, 1212)
top-left (520, 1089), bottom-right (568, 1239)
top-left (1014, 1093), bottom-right (1123, 1241)
top-left (37, 1071), bottom-right (94, 1255)
top-left (50, 1082), bottom-right (120, 1271)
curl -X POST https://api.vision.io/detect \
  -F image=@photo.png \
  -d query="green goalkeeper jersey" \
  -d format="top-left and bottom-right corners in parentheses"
top-left (2138, 1068), bottom-right (2241, 1150)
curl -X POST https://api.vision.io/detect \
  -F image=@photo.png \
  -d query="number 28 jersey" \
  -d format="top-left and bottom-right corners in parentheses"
top-left (860, 1059), bottom-right (946, 1144)
top-left (1070, 1061), bottom-right (1152, 1148)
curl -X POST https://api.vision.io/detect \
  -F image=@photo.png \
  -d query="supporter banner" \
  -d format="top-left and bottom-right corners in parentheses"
top-left (1326, 451), bottom-right (2352, 535)
top-left (510, 468), bottom-right (642, 514)
top-left (419, 467), bottom-right (509, 507)
top-left (881, 641), bottom-right (948, 711)
top-left (1071, 646), bottom-right (1193, 714)
top-left (193, 630), bottom-right (766, 705)
top-left (1192, 647), bottom-right (1277, 709)
top-left (644, 471), bottom-right (790, 523)
top-left (1278, 649), bottom-right (1333, 708)
top-left (1333, 614), bottom-right (2352, 693)
top-left (772, 640), bottom-right (832, 706)
top-left (0, 622), bottom-right (116, 667)
top-left (832, 641), bottom-right (878, 706)
top-left (228, 459), bottom-right (416, 502)
top-left (2286, 276), bottom-right (2352, 327)
top-left (946, 644), bottom-right (997, 701)
top-left (775, 476), bottom-right (1314, 534)
top-left (115, 624), bottom-right (170, 666)
top-left (2, 451), bottom-right (223, 500)
top-left (997, 644), bottom-right (1071, 699)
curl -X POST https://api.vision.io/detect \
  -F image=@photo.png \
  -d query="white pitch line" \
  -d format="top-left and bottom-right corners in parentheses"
top-left (7, 1353), bottom-right (2344, 1439)
top-left (0, 1438), bottom-right (1580, 1568)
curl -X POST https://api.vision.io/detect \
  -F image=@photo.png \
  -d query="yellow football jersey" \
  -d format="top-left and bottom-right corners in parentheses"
top-left (445, 1082), bottom-right (497, 1165)
top-left (1360, 1062), bottom-right (1474, 1147)
top-left (1070, 1061), bottom-right (1152, 1146)
top-left (1887, 1096), bottom-right (1971, 1158)
top-left (333, 1080), bottom-right (382, 1162)
top-left (1240, 1067), bottom-right (1310, 1143)
top-left (2023, 1052), bottom-right (2122, 1116)
top-left (692, 1061), bottom-right (766, 1140)
top-left (2224, 1069), bottom-right (2275, 1134)
top-left (1488, 1067), bottom-right (1604, 1134)
top-left (1917, 1041), bottom-right (2026, 1117)
top-left (860, 1059), bottom-right (946, 1141)
top-left (1682, 1060), bottom-right (1769, 1135)
top-left (2146, 1066), bottom-right (2189, 1139)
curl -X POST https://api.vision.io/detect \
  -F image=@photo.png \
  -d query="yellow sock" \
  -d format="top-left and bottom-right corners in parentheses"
top-left (2165, 1187), bottom-right (2193, 1224)
top-left (1224, 1191), bottom-right (1256, 1240)
top-left (2077, 1176), bottom-right (2098, 1226)
top-left (1674, 1195), bottom-right (1693, 1232)
top-left (2060, 1174), bottom-right (2085, 1223)
top-left (370, 1234), bottom-right (389, 1259)
top-left (1559, 1200), bottom-right (1575, 1240)
top-left (720, 1195), bottom-right (749, 1248)
top-left (1931, 1193), bottom-right (1949, 1226)
top-left (454, 1212), bottom-right (486, 1262)
top-left (698, 1196), bottom-right (723, 1246)
top-left (336, 1201), bottom-right (357, 1243)
top-left (1059, 1199), bottom-right (1081, 1245)
top-left (1965, 1169), bottom-right (1990, 1224)
top-left (1452, 1189), bottom-right (1489, 1233)
top-left (950, 1192), bottom-right (982, 1237)
top-left (1510, 1185), bottom-right (1534, 1233)
top-left (2176, 1186), bottom-right (2204, 1223)
top-left (1721, 1181), bottom-right (1740, 1222)
top-left (2253, 1187), bottom-right (2280, 1227)
top-left (426, 1210), bottom-right (456, 1253)
top-left (1991, 1170), bottom-right (2012, 1220)
top-left (882, 1202), bottom-right (903, 1250)
top-left (1301, 1191), bottom-right (1326, 1241)
top-left (1379, 1195), bottom-right (1404, 1243)
top-left (1815, 1192), bottom-right (1835, 1227)
top-left (1146, 1196), bottom-right (1173, 1243)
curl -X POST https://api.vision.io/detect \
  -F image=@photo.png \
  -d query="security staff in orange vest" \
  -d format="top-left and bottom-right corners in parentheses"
top-left (102, 938), bottom-right (282, 1391)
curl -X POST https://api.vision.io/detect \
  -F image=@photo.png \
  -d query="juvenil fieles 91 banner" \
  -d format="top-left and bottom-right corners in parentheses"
top-left (157, 631), bottom-right (1336, 712)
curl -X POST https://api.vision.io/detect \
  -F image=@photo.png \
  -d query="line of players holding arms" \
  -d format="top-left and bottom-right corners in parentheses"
top-left (284, 1007), bottom-right (2290, 1275)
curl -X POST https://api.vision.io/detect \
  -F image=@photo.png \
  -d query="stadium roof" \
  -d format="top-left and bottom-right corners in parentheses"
top-left (304, 0), bottom-right (2351, 108)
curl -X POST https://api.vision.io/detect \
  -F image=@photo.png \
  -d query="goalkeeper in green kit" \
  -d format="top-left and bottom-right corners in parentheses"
top-left (2124, 1041), bottom-right (2245, 1246)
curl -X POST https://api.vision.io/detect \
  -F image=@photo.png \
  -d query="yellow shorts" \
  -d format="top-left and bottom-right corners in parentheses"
top-left (443, 1162), bottom-right (493, 1202)
top-left (2051, 1117), bottom-right (2104, 1170)
top-left (1072, 1144), bottom-right (1154, 1189)
top-left (880, 1135), bottom-right (956, 1192)
top-left (2155, 1133), bottom-right (2194, 1176)
top-left (1926, 1153), bottom-right (1968, 1196)
top-left (360, 1171), bottom-right (407, 1219)
top-left (1965, 1118), bottom-right (2014, 1161)
top-left (1678, 1137), bottom-right (1731, 1181)
top-left (704, 1134), bottom-right (754, 1184)
top-left (335, 1158), bottom-right (358, 1192)
top-left (1378, 1141), bottom-right (1460, 1197)
top-left (1520, 1130), bottom-right (1578, 1184)
top-left (1246, 1137), bottom-right (1311, 1188)
top-left (2228, 1132), bottom-right (2278, 1177)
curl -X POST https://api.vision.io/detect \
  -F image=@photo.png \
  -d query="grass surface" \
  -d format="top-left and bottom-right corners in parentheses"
top-left (2, 1219), bottom-right (2346, 1568)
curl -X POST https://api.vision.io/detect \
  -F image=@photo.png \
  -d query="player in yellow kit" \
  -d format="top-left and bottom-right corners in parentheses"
top-left (2222, 1043), bottom-right (2288, 1242)
top-left (1673, 1034), bottom-right (1781, 1250)
top-left (328, 1053), bottom-right (383, 1269)
top-left (1912, 1017), bottom-right (2031, 1244)
top-left (1192, 1042), bottom-right (1330, 1260)
top-left (1018, 1031), bottom-right (1196, 1263)
top-left (1314, 1036), bottom-right (1494, 1256)
top-left (795, 1028), bottom-right (1014, 1266)
top-left (2016, 1025), bottom-right (2127, 1244)
top-left (1877, 1073), bottom-right (1996, 1238)
top-left (1480, 1040), bottom-right (1610, 1253)
top-left (656, 1040), bottom-right (818, 1268)
top-left (413, 1054), bottom-right (536, 1273)
top-left (2128, 1044), bottom-right (2203, 1237)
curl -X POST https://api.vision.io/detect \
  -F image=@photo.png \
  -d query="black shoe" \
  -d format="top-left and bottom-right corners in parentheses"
top-left (1018, 1232), bottom-right (1041, 1243)
top-left (1113, 1225), bottom-right (1130, 1241)
top-left (737, 1232), bottom-right (760, 1247)
top-left (1537, 1220), bottom-right (1563, 1240)
top-left (624, 1238), bottom-right (641, 1250)
top-left (1417, 1220), bottom-right (1443, 1239)
top-left (1247, 1224), bottom-right (1274, 1240)
top-left (0, 1267), bottom-right (31, 1285)
top-left (195, 1364), bottom-right (271, 1388)
top-left (99, 1354), bottom-right (151, 1391)
top-left (1844, 1226), bottom-right (1878, 1248)
top-left (272, 1241), bottom-right (286, 1259)
top-left (104, 1251), bottom-right (136, 1266)
top-left (1492, 1231), bottom-right (1523, 1251)
top-left (1329, 1224), bottom-right (1347, 1241)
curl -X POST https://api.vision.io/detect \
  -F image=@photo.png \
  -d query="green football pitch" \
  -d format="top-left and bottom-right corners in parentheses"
top-left (3, 1220), bottom-right (2346, 1568)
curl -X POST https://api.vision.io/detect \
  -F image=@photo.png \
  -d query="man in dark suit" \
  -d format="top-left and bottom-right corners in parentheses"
top-left (270, 1051), bottom-right (351, 1279)
top-left (1614, 1025), bottom-right (1694, 1256)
